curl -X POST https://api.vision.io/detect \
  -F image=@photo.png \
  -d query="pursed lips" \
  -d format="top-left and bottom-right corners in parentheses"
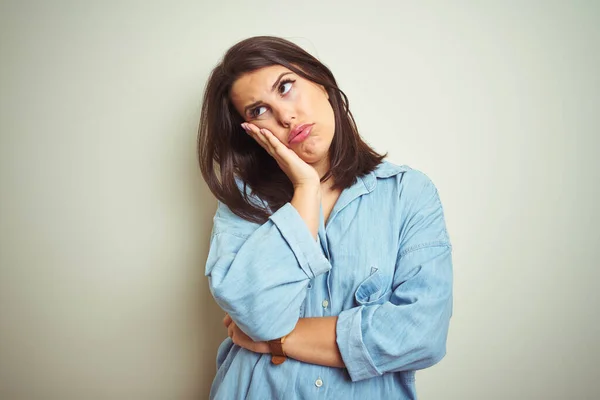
top-left (288, 123), bottom-right (315, 142)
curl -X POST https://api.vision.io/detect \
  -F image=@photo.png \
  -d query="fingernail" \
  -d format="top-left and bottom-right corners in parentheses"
top-left (241, 123), bottom-right (247, 130)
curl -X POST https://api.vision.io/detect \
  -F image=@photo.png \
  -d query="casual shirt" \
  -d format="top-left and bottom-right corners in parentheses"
top-left (206, 161), bottom-right (453, 399)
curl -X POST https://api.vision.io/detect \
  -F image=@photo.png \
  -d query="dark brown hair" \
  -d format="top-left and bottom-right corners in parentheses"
top-left (197, 36), bottom-right (386, 224)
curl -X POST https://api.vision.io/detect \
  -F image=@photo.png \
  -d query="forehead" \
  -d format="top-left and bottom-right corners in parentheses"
top-left (230, 65), bottom-right (292, 104)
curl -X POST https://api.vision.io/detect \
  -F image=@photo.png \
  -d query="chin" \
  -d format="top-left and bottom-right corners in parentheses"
top-left (297, 151), bottom-right (327, 165)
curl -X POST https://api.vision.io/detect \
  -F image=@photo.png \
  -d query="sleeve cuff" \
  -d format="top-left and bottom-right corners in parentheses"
top-left (336, 306), bottom-right (382, 382)
top-left (269, 202), bottom-right (331, 279)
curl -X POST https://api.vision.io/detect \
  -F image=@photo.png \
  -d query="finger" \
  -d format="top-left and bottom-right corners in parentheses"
top-left (251, 127), bottom-right (274, 153)
top-left (241, 122), bottom-right (262, 143)
top-left (228, 322), bottom-right (234, 339)
top-left (223, 313), bottom-right (232, 328)
top-left (244, 123), bottom-right (275, 153)
top-left (250, 126), bottom-right (284, 158)
top-left (260, 128), bottom-right (299, 165)
top-left (260, 128), bottom-right (288, 154)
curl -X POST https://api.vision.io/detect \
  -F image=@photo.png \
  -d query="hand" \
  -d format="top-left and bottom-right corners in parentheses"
top-left (242, 122), bottom-right (320, 188)
top-left (223, 313), bottom-right (270, 354)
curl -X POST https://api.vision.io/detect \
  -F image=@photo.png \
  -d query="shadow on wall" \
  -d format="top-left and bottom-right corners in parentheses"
top-left (192, 179), bottom-right (228, 398)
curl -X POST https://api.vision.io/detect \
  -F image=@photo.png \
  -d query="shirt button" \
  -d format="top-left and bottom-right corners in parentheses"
top-left (322, 300), bottom-right (329, 308)
top-left (315, 378), bottom-right (323, 387)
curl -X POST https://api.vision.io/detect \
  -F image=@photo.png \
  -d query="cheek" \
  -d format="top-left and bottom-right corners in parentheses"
top-left (303, 89), bottom-right (331, 121)
top-left (252, 120), bottom-right (288, 143)
top-left (310, 94), bottom-right (335, 135)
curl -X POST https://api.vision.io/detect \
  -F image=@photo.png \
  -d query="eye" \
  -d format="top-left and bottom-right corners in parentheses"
top-left (278, 79), bottom-right (294, 96)
top-left (250, 105), bottom-right (268, 118)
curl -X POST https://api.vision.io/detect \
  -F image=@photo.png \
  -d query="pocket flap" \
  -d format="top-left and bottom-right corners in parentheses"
top-left (354, 269), bottom-right (391, 305)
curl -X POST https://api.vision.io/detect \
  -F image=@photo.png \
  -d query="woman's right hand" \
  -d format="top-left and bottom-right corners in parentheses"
top-left (242, 122), bottom-right (321, 239)
top-left (242, 122), bottom-right (321, 189)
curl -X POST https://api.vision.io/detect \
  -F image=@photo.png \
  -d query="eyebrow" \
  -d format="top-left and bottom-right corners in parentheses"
top-left (243, 72), bottom-right (293, 116)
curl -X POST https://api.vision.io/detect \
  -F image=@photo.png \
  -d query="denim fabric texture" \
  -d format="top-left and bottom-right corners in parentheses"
top-left (206, 161), bottom-right (453, 400)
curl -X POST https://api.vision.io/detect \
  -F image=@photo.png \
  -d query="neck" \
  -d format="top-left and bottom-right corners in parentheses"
top-left (312, 158), bottom-right (335, 191)
top-left (311, 155), bottom-right (330, 177)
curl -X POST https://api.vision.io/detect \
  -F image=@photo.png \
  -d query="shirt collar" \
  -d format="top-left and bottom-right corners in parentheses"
top-left (360, 161), bottom-right (409, 193)
top-left (324, 161), bottom-right (408, 229)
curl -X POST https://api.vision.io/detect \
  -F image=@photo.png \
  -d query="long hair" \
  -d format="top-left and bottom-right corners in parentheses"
top-left (198, 36), bottom-right (386, 224)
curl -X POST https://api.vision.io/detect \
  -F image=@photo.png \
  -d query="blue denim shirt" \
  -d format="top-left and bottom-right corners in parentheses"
top-left (206, 161), bottom-right (453, 399)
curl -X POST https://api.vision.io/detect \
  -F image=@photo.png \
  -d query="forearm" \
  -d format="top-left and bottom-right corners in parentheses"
top-left (284, 317), bottom-right (345, 368)
top-left (290, 184), bottom-right (321, 240)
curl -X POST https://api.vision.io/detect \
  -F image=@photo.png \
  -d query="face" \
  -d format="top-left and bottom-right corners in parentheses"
top-left (229, 65), bottom-right (335, 167)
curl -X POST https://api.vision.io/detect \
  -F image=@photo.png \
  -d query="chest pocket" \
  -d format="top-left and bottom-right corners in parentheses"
top-left (354, 268), bottom-right (393, 306)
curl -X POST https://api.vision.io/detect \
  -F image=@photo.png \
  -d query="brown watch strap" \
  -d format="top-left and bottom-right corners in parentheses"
top-left (268, 335), bottom-right (287, 365)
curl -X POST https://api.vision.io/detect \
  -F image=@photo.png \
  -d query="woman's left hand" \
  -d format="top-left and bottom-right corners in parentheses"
top-left (223, 314), bottom-right (270, 354)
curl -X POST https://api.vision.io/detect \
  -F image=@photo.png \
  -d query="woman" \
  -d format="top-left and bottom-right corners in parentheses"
top-left (198, 36), bottom-right (453, 399)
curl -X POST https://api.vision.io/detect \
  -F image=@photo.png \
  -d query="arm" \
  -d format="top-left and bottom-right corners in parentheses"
top-left (224, 315), bottom-right (345, 368)
top-left (227, 242), bottom-right (450, 372)
top-left (335, 170), bottom-right (453, 381)
top-left (291, 184), bottom-right (321, 240)
top-left (336, 245), bottom-right (452, 381)
top-left (283, 317), bottom-right (344, 367)
top-left (207, 124), bottom-right (323, 341)
top-left (207, 187), bottom-right (323, 342)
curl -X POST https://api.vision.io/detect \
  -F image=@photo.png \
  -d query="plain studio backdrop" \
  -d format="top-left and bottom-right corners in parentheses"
top-left (0, 1), bottom-right (598, 399)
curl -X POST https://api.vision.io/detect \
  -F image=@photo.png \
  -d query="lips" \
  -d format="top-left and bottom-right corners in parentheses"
top-left (288, 123), bottom-right (315, 143)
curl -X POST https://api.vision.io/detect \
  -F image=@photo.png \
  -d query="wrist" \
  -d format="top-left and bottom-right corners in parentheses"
top-left (293, 183), bottom-right (322, 197)
top-left (268, 334), bottom-right (289, 365)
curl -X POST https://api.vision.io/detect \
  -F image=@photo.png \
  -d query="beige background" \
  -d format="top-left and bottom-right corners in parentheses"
top-left (1, 1), bottom-right (598, 399)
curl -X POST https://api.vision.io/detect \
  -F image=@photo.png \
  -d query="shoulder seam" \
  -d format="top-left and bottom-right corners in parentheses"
top-left (212, 230), bottom-right (251, 240)
top-left (399, 241), bottom-right (452, 258)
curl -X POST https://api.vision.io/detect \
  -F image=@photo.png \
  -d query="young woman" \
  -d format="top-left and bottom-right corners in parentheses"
top-left (198, 36), bottom-right (453, 399)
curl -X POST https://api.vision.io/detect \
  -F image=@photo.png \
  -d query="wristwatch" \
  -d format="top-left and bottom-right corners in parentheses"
top-left (268, 335), bottom-right (288, 365)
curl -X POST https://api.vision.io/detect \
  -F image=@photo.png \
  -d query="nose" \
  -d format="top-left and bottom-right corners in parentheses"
top-left (274, 106), bottom-right (296, 128)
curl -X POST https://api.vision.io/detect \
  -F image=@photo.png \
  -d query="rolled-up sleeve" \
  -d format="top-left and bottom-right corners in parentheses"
top-left (336, 170), bottom-right (453, 381)
top-left (206, 201), bottom-right (331, 342)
